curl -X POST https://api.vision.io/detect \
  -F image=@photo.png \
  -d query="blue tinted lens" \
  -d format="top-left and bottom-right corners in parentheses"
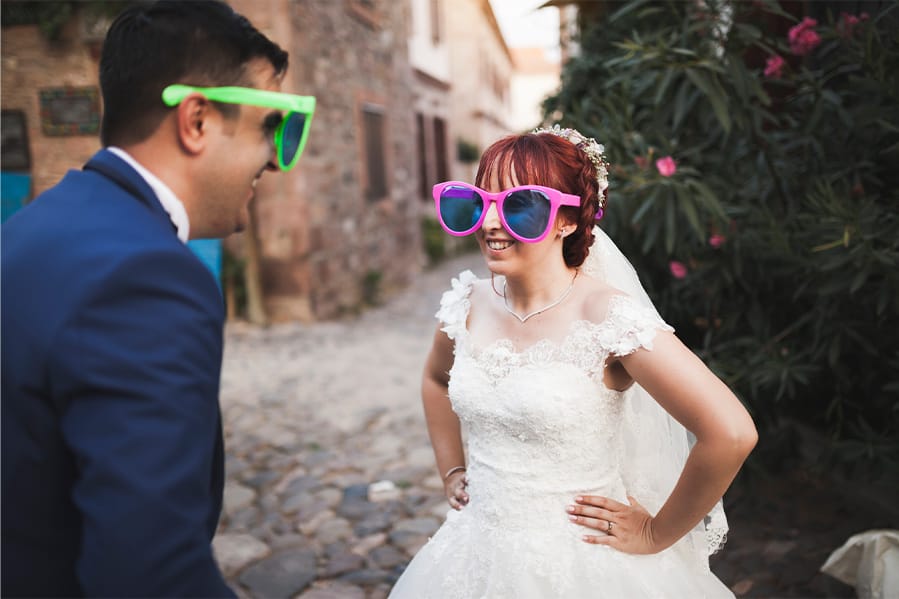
top-left (439, 186), bottom-right (483, 233)
top-left (280, 112), bottom-right (306, 165)
top-left (503, 190), bottom-right (551, 239)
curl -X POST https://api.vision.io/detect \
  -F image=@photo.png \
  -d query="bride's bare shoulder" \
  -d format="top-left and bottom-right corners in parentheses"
top-left (466, 276), bottom-right (504, 313)
top-left (575, 272), bottom-right (630, 324)
top-left (469, 276), bottom-right (495, 299)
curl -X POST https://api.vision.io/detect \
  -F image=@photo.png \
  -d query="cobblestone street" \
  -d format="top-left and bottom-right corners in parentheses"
top-left (215, 253), bottom-right (489, 598)
top-left (213, 252), bottom-right (871, 599)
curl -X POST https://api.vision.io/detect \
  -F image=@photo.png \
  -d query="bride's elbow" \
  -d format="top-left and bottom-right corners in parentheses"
top-left (729, 420), bottom-right (758, 458)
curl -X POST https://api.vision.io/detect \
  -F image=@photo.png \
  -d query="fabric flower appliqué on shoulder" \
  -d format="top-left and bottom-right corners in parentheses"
top-left (435, 270), bottom-right (477, 341)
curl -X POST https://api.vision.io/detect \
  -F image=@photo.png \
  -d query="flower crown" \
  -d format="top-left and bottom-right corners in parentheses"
top-left (532, 124), bottom-right (609, 218)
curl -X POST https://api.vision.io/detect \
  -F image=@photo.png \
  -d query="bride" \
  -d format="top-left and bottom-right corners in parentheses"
top-left (389, 127), bottom-right (757, 598)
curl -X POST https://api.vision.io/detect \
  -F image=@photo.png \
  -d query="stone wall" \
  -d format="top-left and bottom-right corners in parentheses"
top-left (1, 17), bottom-right (101, 196)
top-left (2, 1), bottom-right (424, 322)
top-left (231, 0), bottom-right (423, 321)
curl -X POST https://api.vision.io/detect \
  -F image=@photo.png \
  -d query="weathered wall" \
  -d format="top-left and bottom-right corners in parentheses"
top-left (1, 17), bottom-right (101, 195)
top-left (2, 0), bottom-right (424, 322)
top-left (228, 0), bottom-right (422, 321)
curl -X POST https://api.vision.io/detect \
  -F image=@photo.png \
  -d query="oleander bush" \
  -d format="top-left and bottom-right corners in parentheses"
top-left (545, 0), bottom-right (899, 480)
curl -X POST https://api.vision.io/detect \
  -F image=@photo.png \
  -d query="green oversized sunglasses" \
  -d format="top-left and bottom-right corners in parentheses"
top-left (162, 84), bottom-right (316, 171)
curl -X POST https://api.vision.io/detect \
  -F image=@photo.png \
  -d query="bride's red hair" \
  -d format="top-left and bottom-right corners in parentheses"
top-left (474, 133), bottom-right (605, 268)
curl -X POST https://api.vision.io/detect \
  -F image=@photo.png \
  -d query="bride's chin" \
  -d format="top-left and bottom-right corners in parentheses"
top-left (483, 260), bottom-right (518, 280)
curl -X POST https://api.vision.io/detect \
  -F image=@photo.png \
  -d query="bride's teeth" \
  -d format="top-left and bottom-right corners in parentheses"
top-left (487, 240), bottom-right (513, 250)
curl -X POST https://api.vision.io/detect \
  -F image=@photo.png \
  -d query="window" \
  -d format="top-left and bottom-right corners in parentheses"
top-left (433, 117), bottom-right (449, 183)
top-left (1, 110), bottom-right (31, 171)
top-left (430, 0), bottom-right (442, 44)
top-left (416, 113), bottom-right (429, 199)
top-left (362, 103), bottom-right (388, 201)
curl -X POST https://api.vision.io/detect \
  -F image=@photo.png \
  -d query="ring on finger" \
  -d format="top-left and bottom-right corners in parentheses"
top-left (606, 520), bottom-right (613, 534)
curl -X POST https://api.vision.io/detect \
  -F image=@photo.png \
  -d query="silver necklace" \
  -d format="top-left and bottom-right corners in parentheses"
top-left (502, 271), bottom-right (578, 323)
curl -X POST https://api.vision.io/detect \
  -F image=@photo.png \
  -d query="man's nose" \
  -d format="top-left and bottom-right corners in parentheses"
top-left (264, 144), bottom-right (279, 172)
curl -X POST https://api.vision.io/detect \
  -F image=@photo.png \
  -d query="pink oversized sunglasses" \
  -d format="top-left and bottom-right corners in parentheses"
top-left (432, 181), bottom-right (582, 243)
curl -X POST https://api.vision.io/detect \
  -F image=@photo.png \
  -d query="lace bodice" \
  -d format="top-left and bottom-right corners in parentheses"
top-left (436, 269), bottom-right (673, 518)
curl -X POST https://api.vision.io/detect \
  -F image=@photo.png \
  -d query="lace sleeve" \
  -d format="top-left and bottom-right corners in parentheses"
top-left (435, 270), bottom-right (477, 341)
top-left (604, 294), bottom-right (674, 357)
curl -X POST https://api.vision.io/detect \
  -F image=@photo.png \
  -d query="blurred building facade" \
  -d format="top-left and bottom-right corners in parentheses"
top-left (509, 46), bottom-right (561, 132)
top-left (228, 0), bottom-right (421, 321)
top-left (408, 0), bottom-right (452, 204)
top-left (0, 0), bottom-right (548, 321)
top-left (445, 0), bottom-right (514, 183)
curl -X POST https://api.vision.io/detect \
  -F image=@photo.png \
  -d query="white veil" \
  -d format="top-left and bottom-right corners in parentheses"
top-left (583, 225), bottom-right (728, 569)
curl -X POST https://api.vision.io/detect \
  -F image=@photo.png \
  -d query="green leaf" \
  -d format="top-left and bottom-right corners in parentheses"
top-left (631, 189), bottom-right (658, 225)
top-left (665, 191), bottom-right (676, 254)
top-left (685, 68), bottom-right (732, 133)
top-left (675, 184), bottom-right (704, 236)
top-left (734, 23), bottom-right (762, 41)
top-left (608, 0), bottom-right (656, 24)
top-left (641, 214), bottom-right (661, 254)
top-left (672, 79), bottom-right (700, 133)
top-left (654, 68), bottom-right (675, 107)
top-left (849, 266), bottom-right (870, 294)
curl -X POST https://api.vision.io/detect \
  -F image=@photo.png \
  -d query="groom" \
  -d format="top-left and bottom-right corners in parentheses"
top-left (1, 2), bottom-right (308, 596)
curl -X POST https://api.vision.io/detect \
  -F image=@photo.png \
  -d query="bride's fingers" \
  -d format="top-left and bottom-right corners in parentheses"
top-left (569, 514), bottom-right (615, 531)
top-left (567, 504), bottom-right (615, 521)
top-left (583, 533), bottom-right (618, 547)
top-left (575, 495), bottom-right (626, 512)
top-left (452, 486), bottom-right (469, 506)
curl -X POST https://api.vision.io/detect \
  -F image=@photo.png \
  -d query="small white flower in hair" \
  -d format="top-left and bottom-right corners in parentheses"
top-left (532, 124), bottom-right (610, 218)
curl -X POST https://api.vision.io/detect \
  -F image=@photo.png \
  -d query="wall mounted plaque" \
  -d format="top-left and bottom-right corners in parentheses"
top-left (39, 86), bottom-right (100, 136)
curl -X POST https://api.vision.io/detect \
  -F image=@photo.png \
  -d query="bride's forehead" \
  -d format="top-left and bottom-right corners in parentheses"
top-left (483, 161), bottom-right (521, 191)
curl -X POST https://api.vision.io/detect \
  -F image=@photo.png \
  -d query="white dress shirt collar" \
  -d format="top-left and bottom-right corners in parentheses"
top-left (107, 147), bottom-right (190, 243)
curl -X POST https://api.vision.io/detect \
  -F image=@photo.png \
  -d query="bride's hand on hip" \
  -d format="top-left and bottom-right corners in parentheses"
top-left (444, 471), bottom-right (469, 510)
top-left (567, 495), bottom-right (660, 554)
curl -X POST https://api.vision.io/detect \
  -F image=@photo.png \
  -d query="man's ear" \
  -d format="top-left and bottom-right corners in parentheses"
top-left (174, 93), bottom-right (212, 156)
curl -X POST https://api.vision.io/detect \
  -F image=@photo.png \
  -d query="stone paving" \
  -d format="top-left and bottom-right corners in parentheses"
top-left (214, 253), bottom-right (490, 598)
top-left (213, 251), bottom-right (880, 598)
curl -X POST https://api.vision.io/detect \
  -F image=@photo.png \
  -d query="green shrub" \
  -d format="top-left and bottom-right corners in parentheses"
top-left (361, 269), bottom-right (383, 306)
top-left (457, 138), bottom-right (480, 163)
top-left (545, 0), bottom-right (899, 478)
top-left (422, 216), bottom-right (447, 265)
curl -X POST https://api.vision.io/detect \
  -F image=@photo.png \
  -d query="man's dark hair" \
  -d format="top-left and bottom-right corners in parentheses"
top-left (99, 0), bottom-right (288, 147)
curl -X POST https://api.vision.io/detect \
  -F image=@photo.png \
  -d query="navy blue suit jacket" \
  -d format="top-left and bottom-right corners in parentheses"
top-left (1, 149), bottom-right (234, 597)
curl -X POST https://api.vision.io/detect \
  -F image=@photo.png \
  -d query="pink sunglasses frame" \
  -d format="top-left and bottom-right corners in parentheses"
top-left (432, 181), bottom-right (582, 243)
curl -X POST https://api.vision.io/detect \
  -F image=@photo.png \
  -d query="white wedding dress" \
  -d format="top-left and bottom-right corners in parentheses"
top-left (391, 248), bottom-right (734, 598)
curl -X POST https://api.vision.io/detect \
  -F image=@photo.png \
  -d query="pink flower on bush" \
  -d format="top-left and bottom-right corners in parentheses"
top-left (669, 261), bottom-right (688, 279)
top-left (788, 17), bottom-right (821, 56)
top-left (655, 156), bottom-right (676, 177)
top-left (838, 12), bottom-right (869, 38)
top-left (764, 54), bottom-right (785, 78)
top-left (709, 234), bottom-right (726, 248)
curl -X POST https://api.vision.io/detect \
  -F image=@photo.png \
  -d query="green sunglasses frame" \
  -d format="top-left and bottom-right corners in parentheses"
top-left (161, 84), bottom-right (316, 171)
